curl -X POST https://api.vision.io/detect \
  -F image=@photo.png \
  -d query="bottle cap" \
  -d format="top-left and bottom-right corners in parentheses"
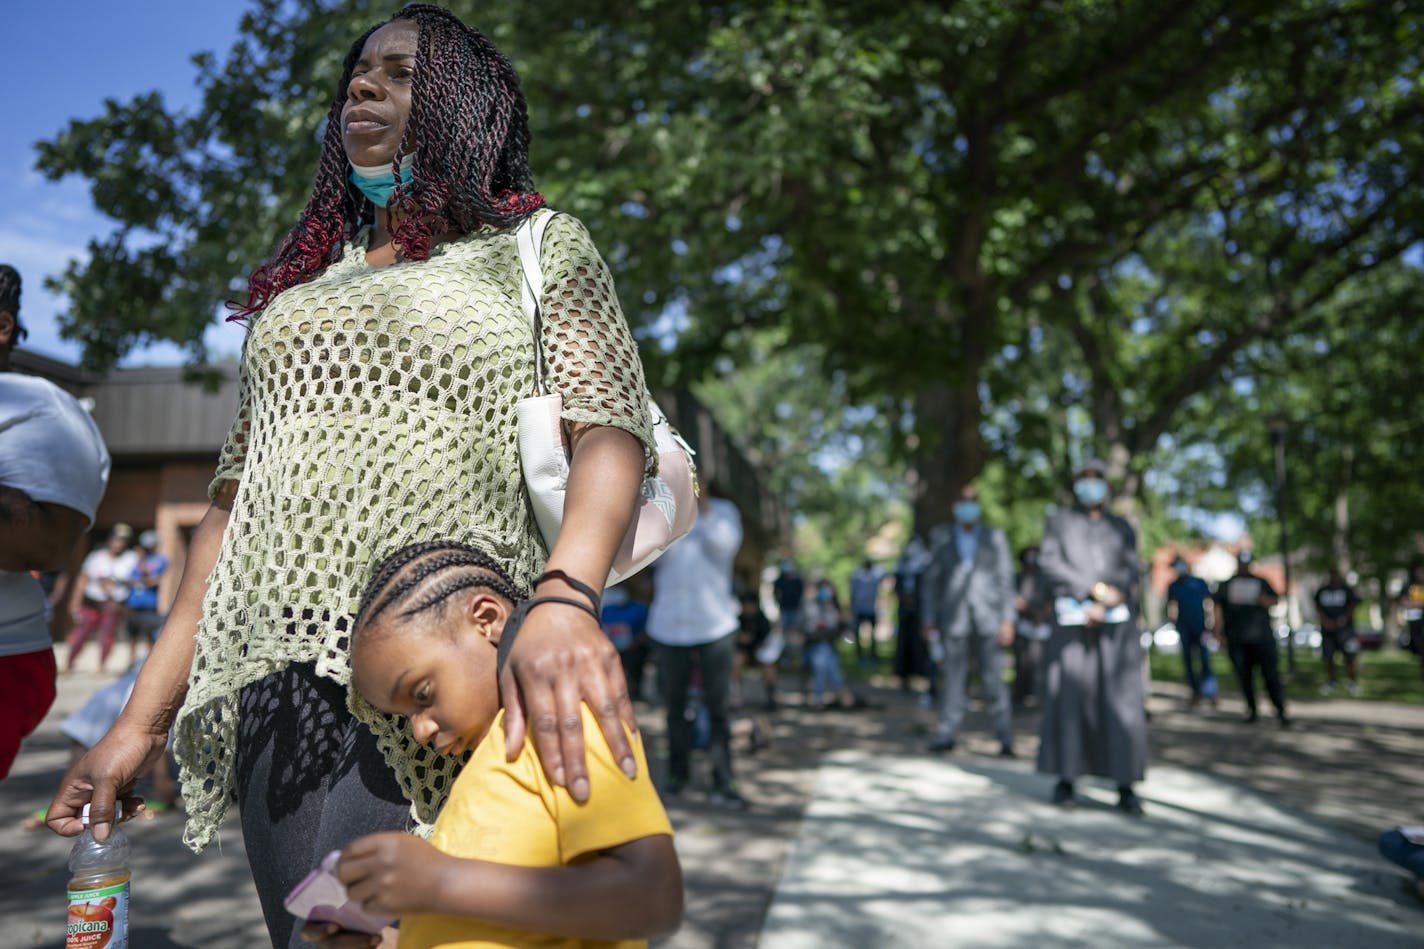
top-left (79, 802), bottom-right (122, 826)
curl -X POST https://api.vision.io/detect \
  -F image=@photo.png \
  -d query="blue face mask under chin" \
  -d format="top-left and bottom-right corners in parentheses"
top-left (349, 155), bottom-right (416, 208)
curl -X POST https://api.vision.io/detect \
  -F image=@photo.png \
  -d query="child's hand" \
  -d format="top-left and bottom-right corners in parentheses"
top-left (298, 922), bottom-right (397, 947)
top-left (337, 832), bottom-right (447, 917)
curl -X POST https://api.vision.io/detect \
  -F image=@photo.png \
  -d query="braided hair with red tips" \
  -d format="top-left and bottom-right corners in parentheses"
top-left (232, 3), bottom-right (544, 321)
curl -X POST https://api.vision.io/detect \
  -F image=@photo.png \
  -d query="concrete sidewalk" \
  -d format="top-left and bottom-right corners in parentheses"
top-left (759, 750), bottom-right (1421, 948)
top-left (6, 651), bottom-right (1422, 947)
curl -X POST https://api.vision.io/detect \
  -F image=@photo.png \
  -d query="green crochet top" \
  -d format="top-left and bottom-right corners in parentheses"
top-left (174, 212), bottom-right (654, 852)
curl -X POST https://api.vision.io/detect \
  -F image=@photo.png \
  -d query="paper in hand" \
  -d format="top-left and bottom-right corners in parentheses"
top-left (284, 849), bottom-right (395, 936)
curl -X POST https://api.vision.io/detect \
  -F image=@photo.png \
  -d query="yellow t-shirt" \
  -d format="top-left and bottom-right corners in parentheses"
top-left (397, 706), bottom-right (674, 949)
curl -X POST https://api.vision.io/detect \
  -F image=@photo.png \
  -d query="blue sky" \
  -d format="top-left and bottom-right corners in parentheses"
top-left (3, 1), bottom-right (249, 365)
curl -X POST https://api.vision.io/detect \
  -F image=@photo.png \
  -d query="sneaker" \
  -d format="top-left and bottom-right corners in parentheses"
top-left (917, 692), bottom-right (933, 709)
top-left (1278, 713), bottom-right (1293, 729)
top-left (998, 745), bottom-right (1017, 759)
top-left (928, 737), bottom-right (956, 754)
top-left (1345, 681), bottom-right (1361, 697)
top-left (1117, 787), bottom-right (1145, 817)
top-left (708, 788), bottom-right (750, 811)
top-left (1051, 779), bottom-right (1075, 807)
top-left (1242, 711), bottom-right (1259, 725)
top-left (1319, 682), bottom-right (1337, 697)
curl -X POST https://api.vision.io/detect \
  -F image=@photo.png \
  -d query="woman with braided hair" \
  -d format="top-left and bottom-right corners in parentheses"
top-left (46, 6), bottom-right (657, 946)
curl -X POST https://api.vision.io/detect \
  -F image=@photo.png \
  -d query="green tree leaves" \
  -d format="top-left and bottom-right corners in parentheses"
top-left (27, 0), bottom-right (1423, 570)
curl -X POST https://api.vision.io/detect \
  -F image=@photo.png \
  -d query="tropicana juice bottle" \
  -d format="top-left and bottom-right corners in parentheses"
top-left (66, 803), bottom-right (130, 949)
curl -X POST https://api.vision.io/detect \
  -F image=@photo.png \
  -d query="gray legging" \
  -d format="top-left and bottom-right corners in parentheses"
top-left (234, 662), bottom-right (410, 949)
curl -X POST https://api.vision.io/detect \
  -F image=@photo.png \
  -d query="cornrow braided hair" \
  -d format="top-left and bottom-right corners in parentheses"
top-left (231, 3), bottom-right (544, 320)
top-left (354, 539), bottom-right (527, 637)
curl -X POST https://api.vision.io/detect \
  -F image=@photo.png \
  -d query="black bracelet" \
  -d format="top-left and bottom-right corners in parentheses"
top-left (533, 569), bottom-right (602, 612)
top-left (496, 595), bottom-right (603, 676)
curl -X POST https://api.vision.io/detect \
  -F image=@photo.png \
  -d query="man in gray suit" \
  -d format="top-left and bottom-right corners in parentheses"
top-left (921, 482), bottom-right (1016, 756)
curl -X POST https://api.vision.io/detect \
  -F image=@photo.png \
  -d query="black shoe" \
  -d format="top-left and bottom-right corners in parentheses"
top-left (1278, 713), bottom-right (1292, 729)
top-left (708, 788), bottom-right (749, 811)
top-left (998, 745), bottom-right (1017, 759)
top-left (1052, 779), bottom-right (1075, 807)
top-left (928, 737), bottom-right (956, 754)
top-left (1117, 787), bottom-right (1145, 817)
top-left (1242, 711), bottom-right (1259, 724)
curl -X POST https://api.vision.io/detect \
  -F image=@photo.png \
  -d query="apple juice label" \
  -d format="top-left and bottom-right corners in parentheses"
top-left (67, 881), bottom-right (128, 949)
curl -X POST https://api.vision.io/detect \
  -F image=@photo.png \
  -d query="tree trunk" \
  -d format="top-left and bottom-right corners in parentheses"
top-left (911, 378), bottom-right (986, 533)
top-left (1332, 446), bottom-right (1353, 572)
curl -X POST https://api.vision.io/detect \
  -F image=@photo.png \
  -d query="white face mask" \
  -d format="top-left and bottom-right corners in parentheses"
top-left (1073, 477), bottom-right (1109, 507)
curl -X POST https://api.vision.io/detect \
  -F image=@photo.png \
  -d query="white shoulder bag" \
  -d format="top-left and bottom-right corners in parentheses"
top-left (515, 208), bottom-right (700, 586)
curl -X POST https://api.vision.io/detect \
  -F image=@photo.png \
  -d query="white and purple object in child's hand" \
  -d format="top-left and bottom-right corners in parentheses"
top-left (284, 849), bottom-right (395, 935)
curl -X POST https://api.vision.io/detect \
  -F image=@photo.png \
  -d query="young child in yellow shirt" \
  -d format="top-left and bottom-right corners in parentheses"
top-left (303, 539), bottom-right (682, 949)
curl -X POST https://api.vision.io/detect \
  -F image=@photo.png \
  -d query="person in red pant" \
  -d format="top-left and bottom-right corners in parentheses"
top-left (64, 524), bottom-right (138, 673)
top-left (0, 263), bottom-right (111, 779)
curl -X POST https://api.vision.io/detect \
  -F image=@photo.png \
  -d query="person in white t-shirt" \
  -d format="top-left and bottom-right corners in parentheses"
top-left (646, 486), bottom-right (746, 809)
top-left (65, 524), bottom-right (139, 674)
top-left (0, 263), bottom-right (112, 778)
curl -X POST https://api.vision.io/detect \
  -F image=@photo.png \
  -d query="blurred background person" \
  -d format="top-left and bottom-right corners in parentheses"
top-left (1215, 550), bottom-right (1290, 727)
top-left (1314, 565), bottom-right (1361, 696)
top-left (647, 486), bottom-right (748, 809)
top-left (1396, 563), bottom-right (1424, 679)
top-left (921, 482), bottom-right (1016, 757)
top-left (1378, 825), bottom-right (1424, 903)
top-left (773, 558), bottom-right (805, 639)
top-left (803, 576), bottom-right (860, 710)
top-left (600, 579), bottom-right (653, 704)
top-left (64, 526), bottom-right (137, 676)
top-left (1012, 544), bottom-right (1052, 708)
top-left (735, 590), bottom-right (778, 710)
top-left (122, 529), bottom-right (169, 666)
top-left (848, 556), bottom-right (886, 668)
top-left (1167, 555), bottom-right (1217, 708)
top-left (0, 262), bottom-right (111, 780)
top-left (893, 537), bottom-right (934, 702)
top-left (1037, 460), bottom-right (1147, 816)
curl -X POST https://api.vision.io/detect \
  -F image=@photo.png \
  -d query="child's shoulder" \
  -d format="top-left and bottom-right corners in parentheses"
top-left (462, 706), bottom-right (644, 797)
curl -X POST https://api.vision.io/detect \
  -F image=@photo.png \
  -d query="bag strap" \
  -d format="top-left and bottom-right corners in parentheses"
top-left (515, 207), bottom-right (558, 396)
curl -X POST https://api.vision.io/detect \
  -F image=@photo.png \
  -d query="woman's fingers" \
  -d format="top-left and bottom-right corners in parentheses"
top-left (589, 648), bottom-right (638, 779)
top-left (45, 775), bottom-right (96, 838)
top-left (47, 726), bottom-right (163, 840)
top-left (553, 674), bottom-right (591, 802)
top-left (521, 667), bottom-right (566, 787)
top-left (499, 665), bottom-right (527, 761)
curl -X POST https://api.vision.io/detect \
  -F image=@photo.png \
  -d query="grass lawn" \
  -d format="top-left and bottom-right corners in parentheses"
top-left (1149, 646), bottom-right (1424, 705)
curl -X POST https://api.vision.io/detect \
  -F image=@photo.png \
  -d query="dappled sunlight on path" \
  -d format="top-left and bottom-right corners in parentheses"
top-left (761, 752), bottom-right (1418, 948)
